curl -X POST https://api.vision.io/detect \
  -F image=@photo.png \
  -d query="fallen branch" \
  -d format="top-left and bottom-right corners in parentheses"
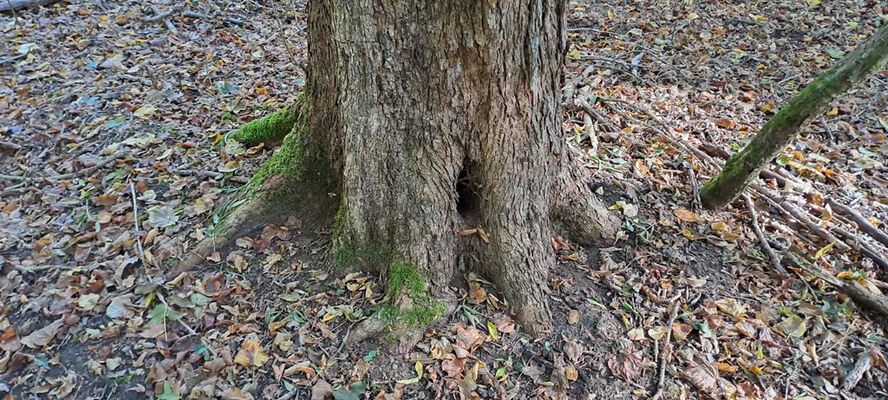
top-left (0, 151), bottom-right (127, 183)
top-left (827, 198), bottom-right (888, 249)
top-left (842, 350), bottom-right (873, 391)
top-left (144, 5), bottom-right (181, 22)
top-left (783, 251), bottom-right (888, 316)
top-left (0, 140), bottom-right (22, 150)
top-left (130, 182), bottom-right (145, 259)
top-left (0, 0), bottom-right (59, 12)
top-left (651, 304), bottom-right (681, 400)
top-left (751, 183), bottom-right (851, 252)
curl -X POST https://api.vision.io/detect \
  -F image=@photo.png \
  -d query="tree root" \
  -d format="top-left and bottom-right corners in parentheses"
top-left (347, 295), bottom-right (457, 353)
top-left (550, 147), bottom-right (620, 246)
top-left (170, 196), bottom-right (271, 277)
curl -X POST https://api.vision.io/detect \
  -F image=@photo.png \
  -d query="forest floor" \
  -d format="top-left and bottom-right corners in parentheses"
top-left (1, 0), bottom-right (887, 399)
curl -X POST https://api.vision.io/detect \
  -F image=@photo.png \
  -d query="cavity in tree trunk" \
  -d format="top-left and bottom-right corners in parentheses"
top-left (180, 0), bottom-right (619, 348)
top-left (700, 23), bottom-right (888, 209)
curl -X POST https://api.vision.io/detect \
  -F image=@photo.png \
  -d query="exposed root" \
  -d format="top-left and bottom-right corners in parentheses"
top-left (551, 154), bottom-right (620, 246)
top-left (495, 269), bottom-right (552, 338)
top-left (171, 196), bottom-right (271, 276)
top-left (348, 295), bottom-right (457, 352)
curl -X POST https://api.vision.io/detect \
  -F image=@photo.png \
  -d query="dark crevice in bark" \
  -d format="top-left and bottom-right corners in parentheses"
top-left (456, 159), bottom-right (482, 221)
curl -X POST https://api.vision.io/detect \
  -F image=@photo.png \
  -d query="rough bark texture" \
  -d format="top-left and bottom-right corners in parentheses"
top-left (295, 0), bottom-right (617, 338)
top-left (700, 22), bottom-right (888, 209)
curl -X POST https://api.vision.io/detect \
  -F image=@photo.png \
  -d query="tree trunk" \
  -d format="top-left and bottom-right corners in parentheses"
top-left (700, 23), bottom-right (888, 209)
top-left (296, 0), bottom-right (619, 340)
top-left (188, 1), bottom-right (618, 345)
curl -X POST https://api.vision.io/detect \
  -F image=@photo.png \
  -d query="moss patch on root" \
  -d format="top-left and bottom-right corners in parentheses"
top-left (378, 262), bottom-right (445, 329)
top-left (229, 106), bottom-right (298, 146)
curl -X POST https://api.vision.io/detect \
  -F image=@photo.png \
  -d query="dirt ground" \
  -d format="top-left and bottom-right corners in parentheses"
top-left (2, 0), bottom-right (888, 399)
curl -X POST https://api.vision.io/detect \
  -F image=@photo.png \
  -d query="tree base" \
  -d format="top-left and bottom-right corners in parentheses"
top-left (175, 101), bottom-right (620, 350)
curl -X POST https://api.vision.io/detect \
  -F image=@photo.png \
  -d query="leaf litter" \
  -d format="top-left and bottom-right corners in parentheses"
top-left (0, 0), bottom-right (887, 399)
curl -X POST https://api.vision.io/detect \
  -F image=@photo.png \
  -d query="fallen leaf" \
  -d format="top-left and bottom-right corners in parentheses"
top-left (310, 380), bottom-right (333, 400)
top-left (681, 358), bottom-right (720, 397)
top-left (672, 323), bottom-right (693, 340)
top-left (567, 309), bottom-right (580, 325)
top-left (106, 295), bottom-right (136, 319)
top-left (714, 298), bottom-right (747, 319)
top-left (775, 315), bottom-right (807, 338)
top-left (673, 208), bottom-right (699, 223)
top-left (234, 340), bottom-right (269, 368)
top-left (564, 365), bottom-right (579, 382)
top-left (78, 293), bottom-right (101, 311)
top-left (715, 118), bottom-right (736, 129)
top-left (396, 361), bottom-right (423, 384)
top-left (20, 319), bottom-right (64, 348)
top-left (134, 104), bottom-right (157, 118)
top-left (0, 327), bottom-right (21, 351)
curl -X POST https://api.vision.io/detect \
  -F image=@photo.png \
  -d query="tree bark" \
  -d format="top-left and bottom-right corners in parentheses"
top-left (299, 0), bottom-right (619, 338)
top-left (174, 0), bottom-right (618, 345)
top-left (700, 23), bottom-right (888, 209)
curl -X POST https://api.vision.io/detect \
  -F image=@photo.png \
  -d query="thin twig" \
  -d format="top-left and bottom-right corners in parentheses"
top-left (651, 304), bottom-right (681, 400)
top-left (15, 264), bottom-right (76, 273)
top-left (0, 151), bottom-right (127, 183)
top-left (744, 193), bottom-right (788, 276)
top-left (130, 182), bottom-right (145, 259)
top-left (688, 164), bottom-right (701, 209)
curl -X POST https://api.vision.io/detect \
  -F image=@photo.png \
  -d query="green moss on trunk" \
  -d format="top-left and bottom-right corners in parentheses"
top-left (378, 262), bottom-right (445, 328)
top-left (229, 105), bottom-right (299, 146)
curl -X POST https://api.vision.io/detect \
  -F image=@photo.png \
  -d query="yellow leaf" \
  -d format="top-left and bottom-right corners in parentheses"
top-left (760, 102), bottom-right (774, 112)
top-left (681, 229), bottom-right (694, 239)
top-left (826, 107), bottom-right (838, 116)
top-left (234, 340), bottom-right (269, 368)
top-left (806, 0), bottom-right (821, 7)
top-left (837, 271), bottom-right (856, 279)
top-left (717, 363), bottom-right (739, 373)
top-left (397, 361), bottom-right (423, 384)
top-left (487, 321), bottom-right (498, 341)
top-left (710, 221), bottom-right (727, 232)
top-left (134, 104), bottom-right (156, 118)
top-left (814, 242), bottom-right (835, 259)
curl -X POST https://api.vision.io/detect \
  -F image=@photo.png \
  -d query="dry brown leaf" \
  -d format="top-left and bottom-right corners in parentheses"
top-left (20, 319), bottom-right (64, 348)
top-left (680, 357), bottom-right (720, 397)
top-left (310, 380), bottom-right (333, 400)
top-left (0, 326), bottom-right (21, 351)
top-left (564, 365), bottom-right (578, 382)
top-left (567, 309), bottom-right (580, 325)
top-left (673, 208), bottom-right (699, 223)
